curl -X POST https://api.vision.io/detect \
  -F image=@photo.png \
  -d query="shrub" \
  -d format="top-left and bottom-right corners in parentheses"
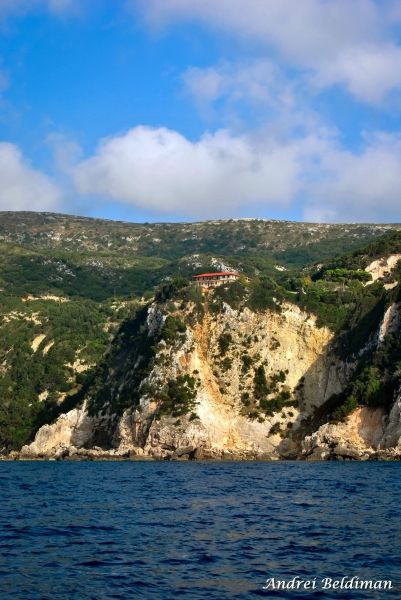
top-left (254, 365), bottom-right (269, 399)
top-left (218, 332), bottom-right (233, 355)
top-left (159, 374), bottom-right (198, 417)
top-left (247, 277), bottom-right (283, 312)
top-left (269, 422), bottom-right (282, 436)
top-left (177, 285), bottom-right (204, 316)
top-left (160, 316), bottom-right (186, 344)
top-left (241, 354), bottom-right (253, 373)
top-left (260, 391), bottom-right (297, 416)
top-left (248, 410), bottom-right (260, 420)
top-left (241, 392), bottom-right (250, 405)
top-left (322, 268), bottom-right (372, 283)
top-left (348, 366), bottom-right (382, 408)
top-left (221, 357), bottom-right (233, 371)
top-left (211, 281), bottom-right (247, 310)
top-left (155, 277), bottom-right (189, 303)
top-left (331, 395), bottom-right (358, 422)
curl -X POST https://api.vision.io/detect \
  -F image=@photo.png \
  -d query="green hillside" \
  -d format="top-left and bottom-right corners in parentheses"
top-left (0, 211), bottom-right (400, 451)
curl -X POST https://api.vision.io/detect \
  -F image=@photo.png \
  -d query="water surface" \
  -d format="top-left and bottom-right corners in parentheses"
top-left (0, 461), bottom-right (400, 599)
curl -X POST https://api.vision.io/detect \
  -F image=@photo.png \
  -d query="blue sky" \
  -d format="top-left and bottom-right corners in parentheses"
top-left (1, 0), bottom-right (401, 223)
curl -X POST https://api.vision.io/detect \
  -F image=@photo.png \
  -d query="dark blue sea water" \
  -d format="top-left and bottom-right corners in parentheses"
top-left (0, 461), bottom-right (400, 600)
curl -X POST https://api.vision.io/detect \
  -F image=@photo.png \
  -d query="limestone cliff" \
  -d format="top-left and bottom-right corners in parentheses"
top-left (21, 296), bottom-right (348, 459)
top-left (301, 302), bottom-right (401, 461)
top-left (2, 216), bottom-right (401, 460)
top-left (300, 395), bottom-right (401, 461)
top-left (20, 282), bottom-right (401, 461)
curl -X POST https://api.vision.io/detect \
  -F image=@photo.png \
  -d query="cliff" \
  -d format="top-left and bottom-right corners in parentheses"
top-left (1, 217), bottom-right (400, 461)
top-left (301, 396), bottom-right (401, 461)
top-left (19, 282), bottom-right (399, 461)
top-left (21, 256), bottom-right (401, 461)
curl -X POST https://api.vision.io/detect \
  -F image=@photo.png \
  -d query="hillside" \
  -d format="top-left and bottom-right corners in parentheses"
top-left (20, 245), bottom-right (401, 460)
top-left (0, 211), bottom-right (398, 263)
top-left (1, 211), bottom-right (401, 458)
top-left (0, 211), bottom-right (399, 302)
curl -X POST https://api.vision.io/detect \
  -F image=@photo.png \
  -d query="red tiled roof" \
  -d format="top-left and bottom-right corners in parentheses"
top-left (192, 272), bottom-right (239, 279)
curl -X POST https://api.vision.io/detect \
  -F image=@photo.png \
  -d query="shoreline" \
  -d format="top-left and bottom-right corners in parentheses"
top-left (2, 453), bottom-right (401, 462)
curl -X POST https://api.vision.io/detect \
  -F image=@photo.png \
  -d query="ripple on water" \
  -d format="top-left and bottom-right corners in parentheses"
top-left (0, 461), bottom-right (400, 600)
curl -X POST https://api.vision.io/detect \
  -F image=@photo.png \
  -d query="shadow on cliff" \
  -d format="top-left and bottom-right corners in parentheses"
top-left (276, 348), bottom-right (347, 458)
top-left (277, 297), bottom-right (394, 459)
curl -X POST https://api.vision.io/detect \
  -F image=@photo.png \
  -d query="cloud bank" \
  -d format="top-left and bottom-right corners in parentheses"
top-left (71, 125), bottom-right (401, 222)
top-left (137, 0), bottom-right (401, 105)
top-left (306, 133), bottom-right (401, 222)
top-left (0, 143), bottom-right (61, 211)
top-left (74, 126), bottom-right (314, 217)
top-left (0, 1), bottom-right (400, 223)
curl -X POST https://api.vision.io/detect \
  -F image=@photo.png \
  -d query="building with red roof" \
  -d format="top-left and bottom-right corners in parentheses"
top-left (192, 271), bottom-right (240, 289)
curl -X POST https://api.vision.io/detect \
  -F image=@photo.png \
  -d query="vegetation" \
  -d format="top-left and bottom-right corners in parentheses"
top-left (86, 304), bottom-right (156, 419)
top-left (158, 375), bottom-right (198, 417)
top-left (160, 316), bottom-right (187, 344)
top-left (253, 366), bottom-right (269, 399)
top-left (260, 391), bottom-right (297, 417)
top-left (0, 212), bottom-right (401, 449)
top-left (320, 230), bottom-right (401, 272)
top-left (1, 211), bottom-right (396, 267)
top-left (331, 330), bottom-right (401, 422)
top-left (269, 422), bottom-right (282, 436)
top-left (155, 277), bottom-right (189, 303)
top-left (209, 280), bottom-right (248, 312)
top-left (241, 354), bottom-right (253, 372)
top-left (247, 277), bottom-right (283, 312)
top-left (0, 295), bottom-right (117, 450)
top-left (237, 365), bottom-right (296, 420)
top-left (218, 332), bottom-right (233, 355)
top-left (321, 268), bottom-right (372, 283)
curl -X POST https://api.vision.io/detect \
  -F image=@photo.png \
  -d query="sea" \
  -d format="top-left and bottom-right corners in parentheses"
top-left (0, 461), bottom-right (400, 600)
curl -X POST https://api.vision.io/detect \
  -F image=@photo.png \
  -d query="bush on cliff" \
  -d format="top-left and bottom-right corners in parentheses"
top-left (160, 315), bottom-right (187, 344)
top-left (253, 365), bottom-right (269, 399)
top-left (158, 374), bottom-right (198, 418)
top-left (211, 280), bottom-right (248, 311)
top-left (247, 277), bottom-right (283, 312)
top-left (155, 277), bottom-right (189, 303)
top-left (218, 332), bottom-right (233, 355)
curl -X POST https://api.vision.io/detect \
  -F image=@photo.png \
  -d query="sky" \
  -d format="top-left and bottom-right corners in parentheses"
top-left (1, 0), bottom-right (401, 223)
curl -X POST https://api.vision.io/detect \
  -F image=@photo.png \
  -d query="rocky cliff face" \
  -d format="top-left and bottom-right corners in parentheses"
top-left (118, 302), bottom-right (346, 459)
top-left (20, 284), bottom-right (401, 461)
top-left (0, 213), bottom-right (399, 460)
top-left (301, 301), bottom-right (401, 461)
top-left (20, 297), bottom-right (347, 459)
top-left (300, 396), bottom-right (401, 461)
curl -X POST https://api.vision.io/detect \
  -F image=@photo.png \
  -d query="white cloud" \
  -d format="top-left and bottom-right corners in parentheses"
top-left (72, 124), bottom-right (401, 222)
top-left (135, 0), bottom-right (401, 104)
top-left (137, 0), bottom-right (380, 59)
top-left (73, 126), bottom-right (321, 217)
top-left (313, 43), bottom-right (401, 104)
top-left (183, 59), bottom-right (295, 110)
top-left (304, 133), bottom-right (401, 222)
top-left (182, 58), bottom-right (323, 143)
top-left (0, 142), bottom-right (61, 210)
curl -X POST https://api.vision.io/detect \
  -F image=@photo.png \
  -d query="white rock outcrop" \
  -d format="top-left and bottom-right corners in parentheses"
top-left (20, 401), bottom-right (95, 457)
top-left (365, 254), bottom-right (401, 287)
top-left (22, 298), bottom-right (401, 461)
top-left (301, 407), bottom-right (386, 460)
